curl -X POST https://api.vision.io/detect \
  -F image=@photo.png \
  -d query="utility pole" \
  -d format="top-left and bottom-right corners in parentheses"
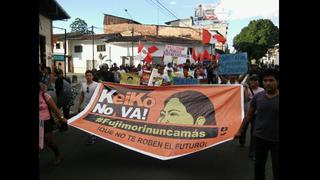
top-left (92, 25), bottom-right (95, 69)
top-left (132, 26), bottom-right (134, 66)
top-left (125, 9), bottom-right (134, 66)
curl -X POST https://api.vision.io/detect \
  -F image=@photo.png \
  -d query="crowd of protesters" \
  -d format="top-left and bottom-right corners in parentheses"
top-left (39, 59), bottom-right (279, 179)
top-left (82, 59), bottom-right (278, 87)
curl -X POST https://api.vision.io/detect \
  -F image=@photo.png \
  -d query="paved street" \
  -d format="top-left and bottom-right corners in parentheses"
top-left (40, 76), bottom-right (273, 180)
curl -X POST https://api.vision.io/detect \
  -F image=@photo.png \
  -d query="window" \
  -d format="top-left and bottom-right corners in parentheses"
top-left (56, 43), bottom-right (60, 49)
top-left (97, 45), bottom-right (106, 52)
top-left (74, 46), bottom-right (82, 53)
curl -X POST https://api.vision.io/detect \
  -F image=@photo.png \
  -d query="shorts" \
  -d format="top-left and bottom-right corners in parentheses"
top-left (44, 118), bottom-right (54, 133)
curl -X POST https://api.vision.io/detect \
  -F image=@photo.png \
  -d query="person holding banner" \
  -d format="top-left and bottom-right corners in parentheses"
top-left (39, 80), bottom-right (68, 165)
top-left (78, 70), bottom-right (99, 145)
top-left (158, 90), bottom-right (216, 125)
top-left (235, 69), bottom-right (279, 180)
top-left (219, 74), bottom-right (247, 85)
top-left (239, 75), bottom-right (265, 160)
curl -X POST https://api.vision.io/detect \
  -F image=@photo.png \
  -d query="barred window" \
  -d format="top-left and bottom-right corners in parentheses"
top-left (97, 45), bottom-right (106, 52)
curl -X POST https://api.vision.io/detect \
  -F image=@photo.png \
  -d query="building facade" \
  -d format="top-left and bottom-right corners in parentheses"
top-left (39, 0), bottom-right (70, 69)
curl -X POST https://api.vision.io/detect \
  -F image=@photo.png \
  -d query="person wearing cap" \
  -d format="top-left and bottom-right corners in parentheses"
top-left (239, 74), bottom-right (265, 158)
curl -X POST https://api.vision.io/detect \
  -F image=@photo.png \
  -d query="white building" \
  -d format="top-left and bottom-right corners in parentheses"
top-left (53, 33), bottom-right (120, 73)
top-left (105, 35), bottom-right (208, 66)
top-left (165, 3), bottom-right (229, 53)
top-left (39, 0), bottom-right (70, 68)
top-left (53, 34), bottom-right (207, 73)
top-left (260, 44), bottom-right (279, 66)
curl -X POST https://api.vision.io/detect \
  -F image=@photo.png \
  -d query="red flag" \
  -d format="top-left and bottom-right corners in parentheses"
top-left (202, 29), bottom-right (226, 45)
top-left (144, 53), bottom-right (152, 64)
top-left (214, 34), bottom-right (226, 44)
top-left (202, 29), bottom-right (213, 44)
top-left (148, 46), bottom-right (158, 54)
top-left (138, 41), bottom-right (144, 53)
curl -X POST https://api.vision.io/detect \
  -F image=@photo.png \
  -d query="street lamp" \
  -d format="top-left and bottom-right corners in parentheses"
top-left (53, 26), bottom-right (67, 78)
top-left (125, 9), bottom-right (134, 66)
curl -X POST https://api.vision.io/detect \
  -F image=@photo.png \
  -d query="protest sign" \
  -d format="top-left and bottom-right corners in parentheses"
top-left (120, 72), bottom-right (140, 85)
top-left (163, 45), bottom-right (188, 65)
top-left (141, 70), bottom-right (151, 85)
top-left (173, 77), bottom-right (200, 85)
top-left (218, 53), bottom-right (248, 75)
top-left (148, 68), bottom-right (163, 86)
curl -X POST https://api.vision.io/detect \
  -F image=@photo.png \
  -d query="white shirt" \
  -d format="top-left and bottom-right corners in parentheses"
top-left (161, 73), bottom-right (170, 83)
top-left (80, 81), bottom-right (98, 110)
top-left (248, 87), bottom-right (264, 101)
top-left (164, 67), bottom-right (173, 73)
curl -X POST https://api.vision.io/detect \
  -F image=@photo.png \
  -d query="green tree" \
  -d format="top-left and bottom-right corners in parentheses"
top-left (70, 18), bottom-right (93, 34)
top-left (233, 19), bottom-right (279, 63)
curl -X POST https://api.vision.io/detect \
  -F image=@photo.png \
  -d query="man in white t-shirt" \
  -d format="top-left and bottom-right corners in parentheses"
top-left (78, 70), bottom-right (99, 145)
top-left (158, 67), bottom-right (171, 85)
top-left (164, 63), bottom-right (173, 73)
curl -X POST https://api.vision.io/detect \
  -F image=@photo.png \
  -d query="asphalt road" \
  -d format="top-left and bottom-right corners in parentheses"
top-left (39, 126), bottom-right (272, 180)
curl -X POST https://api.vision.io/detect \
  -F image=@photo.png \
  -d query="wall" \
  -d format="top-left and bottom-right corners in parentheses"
top-left (104, 24), bottom-right (201, 39)
top-left (70, 39), bottom-right (108, 73)
top-left (39, 14), bottom-right (53, 67)
top-left (53, 40), bottom-right (65, 54)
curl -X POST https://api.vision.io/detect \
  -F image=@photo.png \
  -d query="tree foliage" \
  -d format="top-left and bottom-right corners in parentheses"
top-left (70, 18), bottom-right (93, 34)
top-left (233, 19), bottom-right (279, 62)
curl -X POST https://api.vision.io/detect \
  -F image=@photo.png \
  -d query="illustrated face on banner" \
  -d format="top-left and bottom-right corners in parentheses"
top-left (158, 98), bottom-right (195, 125)
top-left (158, 91), bottom-right (215, 125)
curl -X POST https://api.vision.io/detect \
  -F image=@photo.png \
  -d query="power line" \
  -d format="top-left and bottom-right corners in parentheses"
top-left (154, 0), bottom-right (180, 20)
top-left (146, 0), bottom-right (173, 20)
top-left (158, 0), bottom-right (180, 19)
top-left (153, 0), bottom-right (192, 28)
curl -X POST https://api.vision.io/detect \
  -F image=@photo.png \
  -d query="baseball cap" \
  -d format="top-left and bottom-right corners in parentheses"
top-left (249, 74), bottom-right (259, 80)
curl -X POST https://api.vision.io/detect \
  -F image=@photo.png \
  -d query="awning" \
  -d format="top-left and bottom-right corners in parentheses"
top-left (39, 0), bottom-right (70, 20)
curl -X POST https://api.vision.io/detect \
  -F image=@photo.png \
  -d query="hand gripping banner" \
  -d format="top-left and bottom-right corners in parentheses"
top-left (68, 83), bottom-right (244, 160)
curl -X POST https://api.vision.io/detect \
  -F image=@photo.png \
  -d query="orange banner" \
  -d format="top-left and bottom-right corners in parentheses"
top-left (68, 83), bottom-right (244, 160)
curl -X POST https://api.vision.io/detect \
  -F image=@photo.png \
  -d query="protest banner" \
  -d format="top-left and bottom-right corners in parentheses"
top-left (68, 83), bottom-right (244, 160)
top-left (163, 45), bottom-right (188, 65)
top-left (120, 72), bottom-right (140, 85)
top-left (218, 53), bottom-right (248, 75)
top-left (173, 77), bottom-right (200, 85)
